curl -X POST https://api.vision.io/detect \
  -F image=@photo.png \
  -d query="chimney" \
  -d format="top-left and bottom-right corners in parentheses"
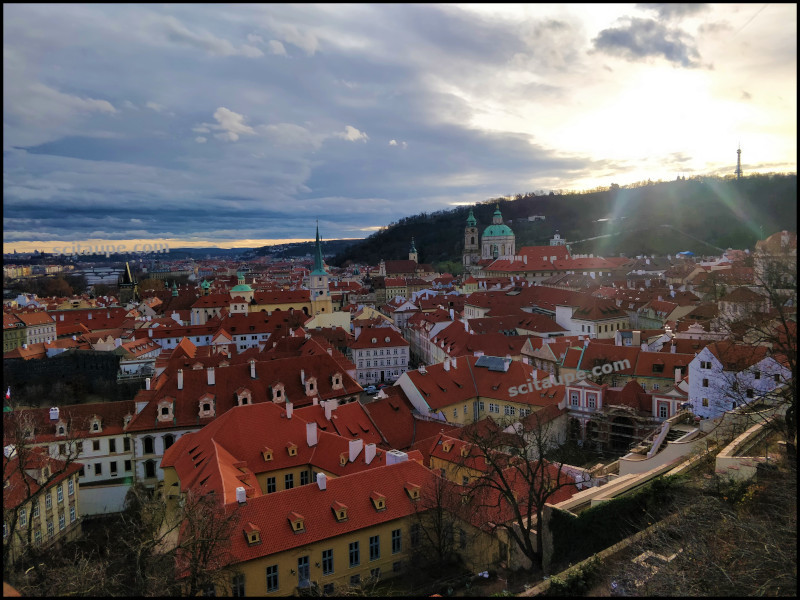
top-left (584, 338), bottom-right (589, 347)
top-left (250, 359), bottom-right (256, 379)
top-left (148, 328), bottom-right (153, 337)
top-left (444, 358), bottom-right (451, 371)
top-left (523, 255), bottom-right (527, 264)
top-left (306, 422), bottom-right (318, 447)
top-left (449, 308), bottom-right (454, 320)
top-left (88, 312), bottom-right (92, 320)
top-left (207, 367), bottom-right (215, 385)
top-left (419, 364), bottom-right (427, 374)
top-left (145, 377), bottom-right (151, 391)
top-left (451, 356), bottom-right (457, 369)
top-left (464, 319), bottom-right (469, 332)
top-left (670, 290), bottom-right (675, 298)
top-left (675, 367), bottom-right (682, 385)
top-left (285, 402), bottom-right (293, 419)
top-left (327, 347), bottom-right (333, 356)
top-left (235, 486), bottom-right (246, 504)
top-left (385, 449), bottom-right (408, 465)
top-left (317, 472), bottom-right (327, 490)
top-left (177, 369), bottom-right (183, 390)
top-left (49, 407), bottom-right (59, 421)
top-left (670, 342), bottom-right (676, 354)
top-left (349, 438), bottom-right (363, 462)
top-left (324, 400), bottom-right (333, 420)
top-left (365, 443), bottom-right (377, 465)
top-left (300, 369), bottom-right (305, 385)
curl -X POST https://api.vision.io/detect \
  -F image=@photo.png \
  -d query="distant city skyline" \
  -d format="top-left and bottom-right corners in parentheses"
top-left (4, 3), bottom-right (796, 252)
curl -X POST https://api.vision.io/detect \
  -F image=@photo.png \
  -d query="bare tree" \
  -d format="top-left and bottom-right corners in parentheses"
top-left (411, 472), bottom-right (463, 569)
top-left (2, 409), bottom-right (85, 574)
top-left (457, 411), bottom-right (578, 572)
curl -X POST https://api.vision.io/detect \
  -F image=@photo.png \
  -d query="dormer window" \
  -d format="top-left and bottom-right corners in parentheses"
top-left (370, 492), bottom-right (386, 511)
top-left (89, 416), bottom-right (102, 433)
top-left (288, 511), bottom-right (305, 533)
top-left (286, 442), bottom-right (297, 457)
top-left (55, 420), bottom-right (67, 437)
top-left (460, 444), bottom-right (470, 458)
top-left (235, 388), bottom-right (252, 407)
top-left (332, 501), bottom-right (348, 522)
top-left (442, 440), bottom-right (453, 453)
top-left (305, 377), bottom-right (317, 397)
top-left (243, 522), bottom-right (261, 545)
top-left (198, 394), bottom-right (215, 418)
top-left (404, 482), bottom-right (421, 501)
top-left (271, 383), bottom-right (285, 403)
top-left (332, 372), bottom-right (343, 390)
top-left (262, 447), bottom-right (273, 461)
top-left (339, 452), bottom-right (348, 467)
top-left (157, 399), bottom-right (174, 423)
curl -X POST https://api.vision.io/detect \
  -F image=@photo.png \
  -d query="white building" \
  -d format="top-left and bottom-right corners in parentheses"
top-left (351, 326), bottom-right (410, 385)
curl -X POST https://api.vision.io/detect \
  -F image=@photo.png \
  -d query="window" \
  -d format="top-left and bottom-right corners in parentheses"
top-left (94, 463), bottom-right (102, 476)
top-left (659, 404), bottom-right (668, 418)
top-left (70, 506), bottom-right (76, 523)
top-left (571, 392), bottom-right (580, 407)
top-left (284, 473), bottom-right (294, 490)
top-left (34, 530), bottom-right (41, 545)
top-left (298, 555), bottom-right (310, 588)
top-left (702, 378), bottom-right (709, 387)
top-left (110, 461), bottom-right (118, 476)
top-left (300, 471), bottom-right (309, 486)
top-left (33, 503), bottom-right (39, 518)
top-left (478, 401), bottom-right (484, 411)
top-left (163, 434), bottom-right (175, 450)
top-left (488, 403), bottom-right (499, 413)
top-left (266, 565), bottom-right (279, 592)
top-left (46, 493), bottom-right (52, 509)
top-left (350, 574), bottom-right (361, 586)
top-left (123, 437), bottom-right (130, 452)
top-left (754, 371), bottom-right (761, 380)
top-left (322, 548), bottom-right (334, 575)
top-left (774, 374), bottom-right (781, 383)
top-left (349, 541), bottom-right (360, 567)
top-left (47, 520), bottom-right (54, 538)
top-left (59, 513), bottom-right (65, 531)
top-left (702, 398), bottom-right (709, 407)
top-left (57, 485), bottom-right (64, 503)
top-left (267, 477), bottom-right (276, 494)
top-left (19, 508), bottom-right (26, 528)
top-left (124, 460), bottom-right (132, 472)
top-left (410, 523), bottom-right (420, 547)
top-left (144, 460), bottom-right (156, 479)
top-left (391, 528), bottom-right (401, 554)
top-left (652, 363), bottom-right (664, 373)
top-left (143, 436), bottom-right (154, 455)
top-left (453, 408), bottom-right (457, 418)
top-left (369, 535), bottom-right (380, 561)
top-left (746, 389), bottom-right (754, 399)
top-left (92, 440), bottom-right (100, 452)
top-left (587, 395), bottom-right (596, 409)
top-left (370, 568), bottom-right (381, 580)
top-left (109, 438), bottom-right (116, 453)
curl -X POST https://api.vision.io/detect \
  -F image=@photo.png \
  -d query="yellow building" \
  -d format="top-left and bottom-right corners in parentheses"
top-left (3, 449), bottom-right (82, 565)
top-left (3, 314), bottom-right (27, 353)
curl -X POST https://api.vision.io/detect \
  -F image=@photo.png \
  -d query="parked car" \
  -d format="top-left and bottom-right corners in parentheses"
top-left (364, 385), bottom-right (378, 395)
top-left (377, 383), bottom-right (389, 390)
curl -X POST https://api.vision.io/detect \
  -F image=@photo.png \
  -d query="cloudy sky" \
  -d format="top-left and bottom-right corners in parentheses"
top-left (4, 3), bottom-right (796, 252)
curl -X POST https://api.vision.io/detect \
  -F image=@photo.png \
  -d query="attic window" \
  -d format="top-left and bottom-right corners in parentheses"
top-left (244, 523), bottom-right (261, 545)
top-left (370, 492), bottom-right (386, 511)
top-left (288, 511), bottom-right (305, 533)
top-left (372, 338), bottom-right (377, 343)
top-left (460, 444), bottom-right (470, 457)
top-left (442, 441), bottom-right (453, 453)
top-left (385, 336), bottom-right (391, 343)
top-left (332, 501), bottom-right (348, 521)
top-left (339, 452), bottom-right (348, 467)
top-left (287, 442), bottom-right (298, 457)
top-left (262, 447), bottom-right (273, 461)
top-left (404, 482), bottom-right (421, 501)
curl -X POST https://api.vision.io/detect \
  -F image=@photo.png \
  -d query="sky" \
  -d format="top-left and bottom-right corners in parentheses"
top-left (3, 3), bottom-right (796, 252)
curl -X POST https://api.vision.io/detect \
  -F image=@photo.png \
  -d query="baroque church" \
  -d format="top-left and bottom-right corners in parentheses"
top-left (462, 204), bottom-right (515, 272)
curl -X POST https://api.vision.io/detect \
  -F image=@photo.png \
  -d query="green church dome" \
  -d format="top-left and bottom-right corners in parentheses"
top-left (483, 224), bottom-right (514, 237)
top-left (231, 284), bottom-right (253, 292)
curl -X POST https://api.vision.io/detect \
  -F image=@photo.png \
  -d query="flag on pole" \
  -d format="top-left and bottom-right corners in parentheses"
top-left (5, 387), bottom-right (9, 400)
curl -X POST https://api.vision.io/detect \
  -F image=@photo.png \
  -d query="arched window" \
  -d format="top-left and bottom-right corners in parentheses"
top-left (144, 460), bottom-right (156, 479)
top-left (143, 436), bottom-right (155, 455)
top-left (163, 434), bottom-right (175, 450)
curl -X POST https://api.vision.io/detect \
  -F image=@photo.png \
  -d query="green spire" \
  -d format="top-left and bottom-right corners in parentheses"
top-left (311, 221), bottom-right (326, 276)
top-left (410, 237), bottom-right (417, 253)
top-left (172, 281), bottom-right (178, 296)
top-left (466, 208), bottom-right (477, 227)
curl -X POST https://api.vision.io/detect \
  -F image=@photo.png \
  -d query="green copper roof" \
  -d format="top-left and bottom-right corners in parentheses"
top-left (310, 222), bottom-right (327, 276)
top-left (231, 284), bottom-right (253, 292)
top-left (483, 224), bottom-right (514, 237)
top-left (410, 237), bottom-right (417, 253)
top-left (466, 208), bottom-right (477, 226)
top-left (201, 280), bottom-right (211, 288)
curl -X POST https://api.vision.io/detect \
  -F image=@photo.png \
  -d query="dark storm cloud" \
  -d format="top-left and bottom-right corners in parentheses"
top-left (592, 17), bottom-right (702, 68)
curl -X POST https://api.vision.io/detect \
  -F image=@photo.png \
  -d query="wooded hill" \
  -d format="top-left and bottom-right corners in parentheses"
top-left (331, 174), bottom-right (796, 272)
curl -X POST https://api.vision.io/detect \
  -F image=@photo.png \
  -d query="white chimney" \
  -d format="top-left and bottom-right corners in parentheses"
top-left (443, 358), bottom-right (451, 371)
top-left (148, 328), bottom-right (153, 337)
top-left (324, 401), bottom-right (333, 420)
top-left (385, 449), bottom-right (408, 465)
top-left (365, 443), bottom-right (377, 465)
top-left (349, 438), bottom-right (363, 462)
top-left (300, 369), bottom-right (305, 385)
top-left (675, 367), bottom-right (682, 385)
top-left (177, 369), bottom-right (183, 390)
top-left (670, 343), bottom-right (676, 354)
top-left (451, 356), bottom-right (457, 369)
top-left (449, 308), bottom-right (454, 320)
top-left (145, 377), bottom-right (151, 391)
top-left (250, 359), bottom-right (256, 379)
top-left (207, 367), bottom-right (215, 385)
top-left (88, 312), bottom-right (92, 320)
top-left (523, 255), bottom-right (527, 264)
top-left (235, 486), bottom-right (246, 504)
top-left (49, 407), bottom-right (59, 421)
top-left (286, 402), bottom-right (293, 419)
top-left (584, 338), bottom-right (589, 347)
top-left (306, 422), bottom-right (318, 447)
top-left (419, 364), bottom-right (427, 374)
top-left (317, 472), bottom-right (327, 490)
